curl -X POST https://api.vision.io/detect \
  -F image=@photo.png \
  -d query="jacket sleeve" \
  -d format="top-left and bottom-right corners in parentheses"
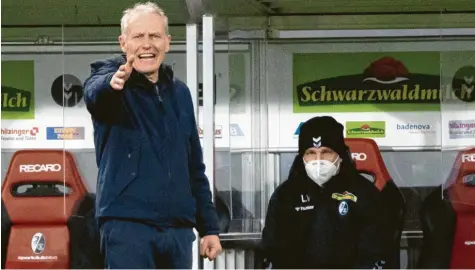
top-left (354, 187), bottom-right (392, 269)
top-left (183, 86), bottom-right (220, 237)
top-left (261, 190), bottom-right (284, 267)
top-left (83, 60), bottom-right (120, 117)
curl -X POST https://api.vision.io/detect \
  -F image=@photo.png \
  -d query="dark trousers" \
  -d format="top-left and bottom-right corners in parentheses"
top-left (100, 219), bottom-right (196, 269)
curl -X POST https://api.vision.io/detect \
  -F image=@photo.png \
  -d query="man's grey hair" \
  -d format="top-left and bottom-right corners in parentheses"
top-left (121, 2), bottom-right (169, 35)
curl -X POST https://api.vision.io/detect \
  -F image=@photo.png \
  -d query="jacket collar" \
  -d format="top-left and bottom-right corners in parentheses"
top-left (120, 54), bottom-right (174, 90)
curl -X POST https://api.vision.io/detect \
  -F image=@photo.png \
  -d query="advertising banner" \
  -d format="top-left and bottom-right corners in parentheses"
top-left (345, 121), bottom-right (386, 138)
top-left (1, 61), bottom-right (35, 119)
top-left (292, 51), bottom-right (474, 113)
top-left (448, 120), bottom-right (475, 139)
top-left (1, 49), bottom-right (249, 150)
top-left (279, 114), bottom-right (441, 150)
top-left (46, 127), bottom-right (86, 140)
top-left (1, 127), bottom-right (40, 142)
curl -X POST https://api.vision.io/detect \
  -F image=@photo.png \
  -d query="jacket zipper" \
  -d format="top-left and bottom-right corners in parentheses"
top-left (154, 85), bottom-right (172, 180)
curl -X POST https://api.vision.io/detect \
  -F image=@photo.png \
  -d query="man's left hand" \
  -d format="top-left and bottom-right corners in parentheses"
top-left (200, 235), bottom-right (222, 261)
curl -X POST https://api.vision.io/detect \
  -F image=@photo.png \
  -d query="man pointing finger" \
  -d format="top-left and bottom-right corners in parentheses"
top-left (83, 2), bottom-right (222, 269)
top-left (110, 55), bottom-right (135, 90)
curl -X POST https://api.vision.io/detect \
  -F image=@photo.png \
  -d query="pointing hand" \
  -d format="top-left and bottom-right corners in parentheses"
top-left (110, 55), bottom-right (135, 90)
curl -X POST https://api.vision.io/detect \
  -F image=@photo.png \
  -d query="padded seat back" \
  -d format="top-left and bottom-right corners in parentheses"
top-left (418, 148), bottom-right (475, 269)
top-left (344, 138), bottom-right (390, 191)
top-left (447, 148), bottom-right (475, 269)
top-left (1, 150), bottom-right (87, 269)
top-left (344, 138), bottom-right (406, 269)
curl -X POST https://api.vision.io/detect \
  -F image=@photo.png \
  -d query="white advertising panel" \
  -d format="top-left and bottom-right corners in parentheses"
top-left (2, 41), bottom-right (474, 152)
top-left (1, 45), bottom-right (251, 150)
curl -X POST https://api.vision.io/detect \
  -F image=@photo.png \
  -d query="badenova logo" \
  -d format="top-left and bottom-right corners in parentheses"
top-left (449, 120), bottom-right (475, 139)
top-left (345, 121), bottom-right (386, 138)
top-left (396, 123), bottom-right (435, 134)
top-left (1, 61), bottom-right (35, 119)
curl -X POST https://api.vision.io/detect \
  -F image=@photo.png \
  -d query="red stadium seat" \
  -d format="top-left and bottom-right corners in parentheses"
top-left (344, 138), bottom-right (406, 269)
top-left (344, 138), bottom-right (391, 191)
top-left (419, 147), bottom-right (475, 269)
top-left (447, 148), bottom-right (475, 269)
top-left (1, 150), bottom-right (88, 269)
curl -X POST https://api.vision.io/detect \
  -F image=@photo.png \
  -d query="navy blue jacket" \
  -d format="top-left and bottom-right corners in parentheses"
top-left (83, 55), bottom-right (220, 237)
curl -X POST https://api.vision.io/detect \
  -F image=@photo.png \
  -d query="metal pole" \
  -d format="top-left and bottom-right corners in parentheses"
top-left (186, 23), bottom-right (200, 270)
top-left (202, 14), bottom-right (216, 270)
top-left (187, 24), bottom-right (199, 119)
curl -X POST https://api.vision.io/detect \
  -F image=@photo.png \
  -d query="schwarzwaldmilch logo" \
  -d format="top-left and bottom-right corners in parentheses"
top-left (1, 87), bottom-right (32, 113)
top-left (297, 57), bottom-right (441, 106)
top-left (345, 121), bottom-right (386, 138)
top-left (451, 66), bottom-right (475, 103)
top-left (1, 60), bottom-right (36, 119)
top-left (51, 74), bottom-right (84, 107)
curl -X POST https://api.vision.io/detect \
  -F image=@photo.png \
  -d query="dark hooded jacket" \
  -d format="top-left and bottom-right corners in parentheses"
top-left (261, 149), bottom-right (391, 269)
top-left (83, 55), bottom-right (219, 237)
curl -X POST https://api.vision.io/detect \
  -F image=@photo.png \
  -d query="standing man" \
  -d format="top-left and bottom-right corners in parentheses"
top-left (83, 2), bottom-right (222, 269)
top-left (261, 116), bottom-right (391, 269)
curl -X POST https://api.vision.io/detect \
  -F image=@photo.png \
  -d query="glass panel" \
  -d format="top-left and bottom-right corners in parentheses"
top-left (206, 38), bottom-right (232, 233)
top-left (440, 30), bottom-right (475, 207)
top-left (62, 42), bottom-right (99, 195)
top-left (1, 27), bottom-right (65, 155)
top-left (1, 25), bottom-right (68, 265)
top-left (417, 16), bottom-right (475, 270)
top-left (1, 30), bottom-right (66, 175)
top-left (226, 42), bottom-right (264, 233)
top-left (212, 21), bottom-right (267, 235)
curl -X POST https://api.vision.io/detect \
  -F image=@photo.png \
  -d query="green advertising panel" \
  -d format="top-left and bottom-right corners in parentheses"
top-left (293, 51), bottom-right (475, 112)
top-left (346, 121), bottom-right (386, 138)
top-left (1, 61), bottom-right (35, 119)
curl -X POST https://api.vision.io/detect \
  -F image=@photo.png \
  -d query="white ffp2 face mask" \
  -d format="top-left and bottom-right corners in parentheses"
top-left (304, 157), bottom-right (340, 186)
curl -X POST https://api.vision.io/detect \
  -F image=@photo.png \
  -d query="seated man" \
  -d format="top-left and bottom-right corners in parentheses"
top-left (261, 116), bottom-right (391, 269)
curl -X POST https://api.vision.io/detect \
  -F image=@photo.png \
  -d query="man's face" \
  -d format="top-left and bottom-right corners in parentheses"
top-left (303, 146), bottom-right (339, 163)
top-left (119, 12), bottom-right (171, 80)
